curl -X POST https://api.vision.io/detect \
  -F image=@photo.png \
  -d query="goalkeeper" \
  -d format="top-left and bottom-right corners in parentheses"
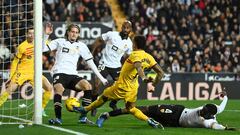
top-left (0, 26), bottom-right (52, 116)
top-left (97, 91), bottom-right (237, 130)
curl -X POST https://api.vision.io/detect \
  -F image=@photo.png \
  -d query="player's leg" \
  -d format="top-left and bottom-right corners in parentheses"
top-left (0, 81), bottom-right (18, 107)
top-left (108, 67), bottom-right (121, 110)
top-left (42, 76), bottom-right (53, 116)
top-left (91, 68), bottom-right (108, 116)
top-left (49, 74), bottom-right (66, 125)
top-left (73, 78), bottom-right (93, 123)
top-left (91, 76), bottom-right (101, 116)
top-left (0, 72), bottom-right (23, 107)
top-left (126, 102), bottom-right (161, 128)
top-left (75, 84), bottom-right (117, 115)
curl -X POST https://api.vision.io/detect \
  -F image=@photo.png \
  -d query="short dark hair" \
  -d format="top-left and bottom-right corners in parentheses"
top-left (64, 24), bottom-right (80, 41)
top-left (133, 35), bottom-right (146, 50)
top-left (200, 104), bottom-right (217, 119)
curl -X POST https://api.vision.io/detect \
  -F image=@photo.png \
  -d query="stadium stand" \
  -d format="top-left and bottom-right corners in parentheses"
top-left (0, 0), bottom-right (239, 74)
top-left (118, 0), bottom-right (240, 73)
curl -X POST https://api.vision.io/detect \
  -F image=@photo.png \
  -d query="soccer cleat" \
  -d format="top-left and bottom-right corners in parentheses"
top-left (96, 112), bottom-right (108, 128)
top-left (147, 118), bottom-right (164, 129)
top-left (42, 110), bottom-right (48, 117)
top-left (48, 118), bottom-right (62, 125)
top-left (91, 108), bottom-right (97, 117)
top-left (109, 101), bottom-right (118, 111)
top-left (78, 116), bottom-right (95, 125)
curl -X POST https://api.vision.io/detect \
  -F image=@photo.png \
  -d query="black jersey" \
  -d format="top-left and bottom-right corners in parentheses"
top-left (145, 104), bottom-right (185, 127)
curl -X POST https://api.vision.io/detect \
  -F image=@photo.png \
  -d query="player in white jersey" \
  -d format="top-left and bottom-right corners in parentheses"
top-left (43, 23), bottom-right (108, 125)
top-left (97, 91), bottom-right (236, 130)
top-left (91, 20), bottom-right (133, 115)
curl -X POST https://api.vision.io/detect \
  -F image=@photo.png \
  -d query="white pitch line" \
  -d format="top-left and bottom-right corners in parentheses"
top-left (225, 109), bottom-right (240, 112)
top-left (41, 124), bottom-right (88, 135)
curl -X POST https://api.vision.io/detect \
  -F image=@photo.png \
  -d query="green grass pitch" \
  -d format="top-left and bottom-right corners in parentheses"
top-left (0, 99), bottom-right (239, 135)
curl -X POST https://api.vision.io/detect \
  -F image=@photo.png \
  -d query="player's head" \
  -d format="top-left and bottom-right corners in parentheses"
top-left (120, 20), bottom-right (132, 39)
top-left (133, 35), bottom-right (146, 50)
top-left (65, 24), bottom-right (80, 42)
top-left (26, 26), bottom-right (34, 43)
top-left (200, 104), bottom-right (217, 119)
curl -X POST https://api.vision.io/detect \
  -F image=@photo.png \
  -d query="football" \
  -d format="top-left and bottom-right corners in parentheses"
top-left (65, 97), bottom-right (81, 112)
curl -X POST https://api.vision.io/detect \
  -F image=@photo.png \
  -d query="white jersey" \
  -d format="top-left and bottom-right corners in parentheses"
top-left (179, 96), bottom-right (228, 128)
top-left (43, 38), bottom-right (93, 75)
top-left (99, 31), bottom-right (132, 68)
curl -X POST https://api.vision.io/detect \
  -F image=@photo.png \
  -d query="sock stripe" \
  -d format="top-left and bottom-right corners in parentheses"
top-left (54, 102), bottom-right (62, 107)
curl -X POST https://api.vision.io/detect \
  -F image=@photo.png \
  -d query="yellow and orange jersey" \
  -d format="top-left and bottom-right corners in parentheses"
top-left (116, 50), bottom-right (157, 91)
top-left (12, 40), bottom-right (34, 74)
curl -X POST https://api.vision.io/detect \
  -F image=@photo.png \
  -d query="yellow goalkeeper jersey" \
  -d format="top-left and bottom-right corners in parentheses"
top-left (116, 50), bottom-right (157, 91)
top-left (12, 40), bottom-right (34, 74)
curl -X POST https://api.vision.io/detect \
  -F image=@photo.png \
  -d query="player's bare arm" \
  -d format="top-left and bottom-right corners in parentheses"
top-left (151, 64), bottom-right (164, 87)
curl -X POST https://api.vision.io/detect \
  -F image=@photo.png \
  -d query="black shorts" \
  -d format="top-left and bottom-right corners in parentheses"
top-left (146, 104), bottom-right (185, 127)
top-left (53, 73), bottom-right (83, 91)
top-left (98, 65), bottom-right (121, 81)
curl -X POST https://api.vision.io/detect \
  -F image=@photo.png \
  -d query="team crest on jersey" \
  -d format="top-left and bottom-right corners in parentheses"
top-left (160, 109), bottom-right (165, 113)
top-left (160, 109), bottom-right (173, 113)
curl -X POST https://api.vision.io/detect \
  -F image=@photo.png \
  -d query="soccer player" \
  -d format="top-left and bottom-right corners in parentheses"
top-left (43, 23), bottom-right (108, 125)
top-left (97, 91), bottom-right (236, 130)
top-left (0, 27), bottom-right (52, 116)
top-left (74, 35), bottom-right (165, 128)
top-left (91, 20), bottom-right (133, 115)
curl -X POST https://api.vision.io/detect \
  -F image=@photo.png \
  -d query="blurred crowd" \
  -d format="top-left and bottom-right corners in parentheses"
top-left (1, 0), bottom-right (240, 74)
top-left (119, 0), bottom-right (240, 73)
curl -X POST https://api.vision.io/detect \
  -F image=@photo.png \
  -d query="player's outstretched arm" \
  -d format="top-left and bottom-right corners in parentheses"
top-left (217, 91), bottom-right (228, 114)
top-left (86, 59), bottom-right (108, 85)
top-left (43, 22), bottom-right (55, 52)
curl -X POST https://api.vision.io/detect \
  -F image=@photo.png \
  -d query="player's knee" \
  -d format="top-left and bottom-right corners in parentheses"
top-left (76, 79), bottom-right (92, 91)
top-left (53, 83), bottom-right (64, 94)
top-left (125, 102), bottom-right (135, 112)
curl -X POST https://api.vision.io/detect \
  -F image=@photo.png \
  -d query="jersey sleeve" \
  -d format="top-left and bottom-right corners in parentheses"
top-left (148, 54), bottom-right (157, 67)
top-left (203, 119), bottom-right (217, 128)
top-left (46, 39), bottom-right (59, 51)
top-left (129, 52), bottom-right (142, 63)
top-left (216, 96), bottom-right (228, 114)
top-left (80, 43), bottom-right (93, 61)
top-left (15, 45), bottom-right (24, 58)
top-left (101, 31), bottom-right (111, 42)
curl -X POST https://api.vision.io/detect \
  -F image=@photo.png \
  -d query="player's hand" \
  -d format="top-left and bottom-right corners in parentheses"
top-left (44, 22), bottom-right (53, 35)
top-left (101, 78), bottom-right (109, 86)
top-left (147, 82), bottom-right (155, 92)
top-left (143, 77), bottom-right (154, 83)
top-left (219, 91), bottom-right (227, 98)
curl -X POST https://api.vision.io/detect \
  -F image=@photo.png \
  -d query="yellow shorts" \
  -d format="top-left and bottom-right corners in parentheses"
top-left (11, 71), bottom-right (46, 86)
top-left (102, 83), bottom-right (138, 103)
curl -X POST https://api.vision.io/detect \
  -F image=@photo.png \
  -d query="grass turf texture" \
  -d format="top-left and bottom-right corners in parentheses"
top-left (0, 99), bottom-right (239, 135)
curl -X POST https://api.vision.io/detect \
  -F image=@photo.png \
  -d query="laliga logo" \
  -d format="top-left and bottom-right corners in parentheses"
top-left (54, 24), bottom-right (101, 38)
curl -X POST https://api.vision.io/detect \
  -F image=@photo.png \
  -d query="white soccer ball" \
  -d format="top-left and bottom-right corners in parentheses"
top-left (18, 124), bottom-right (24, 129)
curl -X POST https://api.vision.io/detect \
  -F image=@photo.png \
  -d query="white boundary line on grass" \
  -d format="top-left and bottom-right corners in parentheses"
top-left (0, 114), bottom-right (87, 135)
top-left (41, 124), bottom-right (87, 135)
top-left (225, 109), bottom-right (240, 112)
